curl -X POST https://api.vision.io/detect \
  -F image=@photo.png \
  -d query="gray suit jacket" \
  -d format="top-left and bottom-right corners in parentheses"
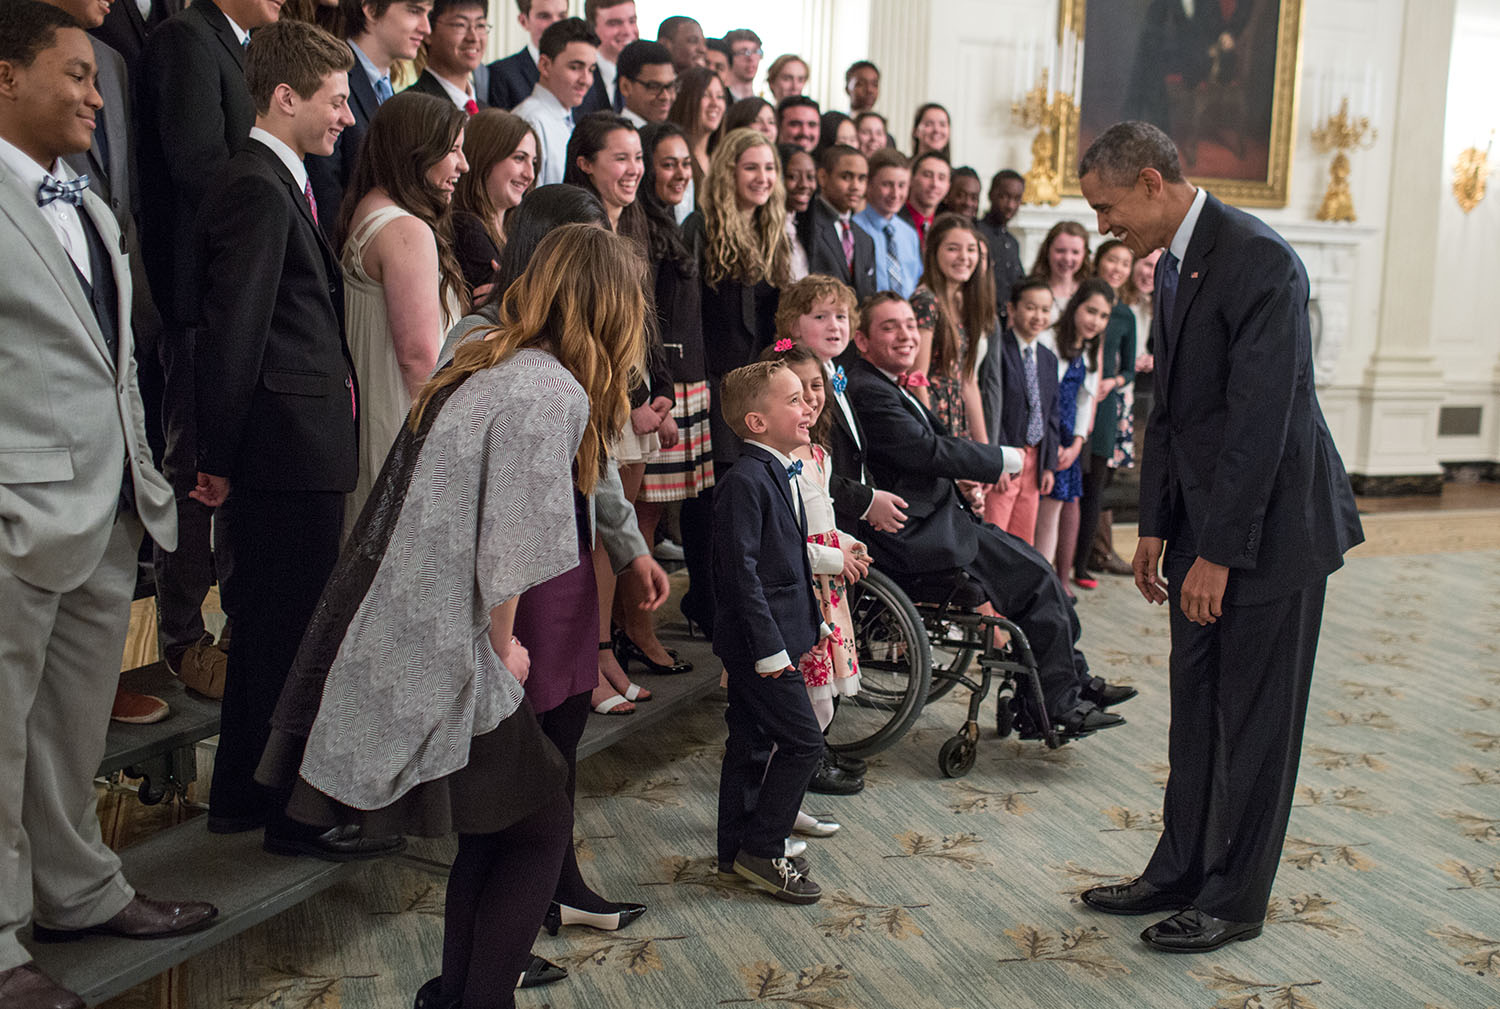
top-left (0, 160), bottom-right (176, 593)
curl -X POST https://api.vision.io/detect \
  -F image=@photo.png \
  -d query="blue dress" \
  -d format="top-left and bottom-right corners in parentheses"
top-left (1049, 355), bottom-right (1086, 501)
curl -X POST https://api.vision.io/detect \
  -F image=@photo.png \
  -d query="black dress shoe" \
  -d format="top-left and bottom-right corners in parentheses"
top-left (1141, 907), bottom-right (1263, 952)
top-left (1018, 705), bottom-right (1124, 742)
top-left (1081, 877), bottom-right (1193, 916)
top-left (613, 628), bottom-right (693, 674)
top-left (518, 955), bottom-right (567, 989)
top-left (829, 749), bottom-right (867, 775)
top-left (30, 895), bottom-right (219, 942)
top-left (262, 823), bottom-right (407, 862)
top-left (412, 976), bottom-right (458, 1009)
top-left (1081, 677), bottom-right (1139, 708)
top-left (807, 752), bottom-right (864, 795)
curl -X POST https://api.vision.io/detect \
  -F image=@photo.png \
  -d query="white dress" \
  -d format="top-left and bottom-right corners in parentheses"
top-left (341, 205), bottom-right (460, 537)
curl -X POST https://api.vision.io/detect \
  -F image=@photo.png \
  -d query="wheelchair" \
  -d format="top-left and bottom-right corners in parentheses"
top-left (825, 568), bottom-right (1061, 778)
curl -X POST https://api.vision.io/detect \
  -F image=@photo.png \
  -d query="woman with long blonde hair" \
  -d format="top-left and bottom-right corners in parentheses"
top-left (258, 224), bottom-right (646, 1009)
top-left (678, 126), bottom-right (790, 634)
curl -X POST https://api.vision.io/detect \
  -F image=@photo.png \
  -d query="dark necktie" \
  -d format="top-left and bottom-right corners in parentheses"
top-left (1158, 251), bottom-right (1180, 336)
top-left (1023, 345), bottom-right (1043, 445)
top-left (883, 222), bottom-right (903, 293)
top-left (612, 82), bottom-right (625, 113)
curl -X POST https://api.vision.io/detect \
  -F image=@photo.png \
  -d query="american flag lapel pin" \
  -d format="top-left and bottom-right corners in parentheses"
top-left (1190, 270), bottom-right (1199, 279)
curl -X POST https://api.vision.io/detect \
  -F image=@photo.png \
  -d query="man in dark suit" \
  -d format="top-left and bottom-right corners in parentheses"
top-left (1076, 121), bottom-right (1363, 952)
top-left (136, 0), bottom-right (267, 697)
top-left (485, 0), bottom-right (563, 109)
top-left (712, 361), bottom-right (827, 904)
top-left (848, 293), bottom-right (1130, 740)
top-left (801, 145), bottom-right (877, 302)
top-left (304, 0), bottom-right (432, 236)
top-left (575, 0), bottom-right (634, 115)
top-left (90, 0), bottom-right (182, 72)
top-left (190, 19), bottom-right (401, 862)
top-left (402, 0), bottom-right (487, 111)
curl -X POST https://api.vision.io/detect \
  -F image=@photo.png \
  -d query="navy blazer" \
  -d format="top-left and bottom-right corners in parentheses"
top-left (487, 47), bottom-right (538, 110)
top-left (823, 381), bottom-right (875, 533)
top-left (576, 66), bottom-right (618, 115)
top-left (710, 444), bottom-right (823, 672)
top-left (305, 43), bottom-right (381, 239)
top-left (979, 330), bottom-right (1061, 488)
top-left (1140, 192), bottom-right (1362, 604)
top-left (846, 358), bottom-right (1009, 575)
top-left (800, 201), bottom-right (877, 302)
top-left (403, 69), bottom-right (482, 108)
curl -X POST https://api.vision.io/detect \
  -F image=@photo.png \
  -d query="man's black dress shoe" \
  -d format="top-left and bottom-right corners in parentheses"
top-left (31, 894), bottom-right (219, 942)
top-left (1081, 677), bottom-right (1138, 708)
top-left (1080, 877), bottom-right (1193, 915)
top-left (807, 752), bottom-right (864, 795)
top-left (1019, 705), bottom-right (1124, 741)
top-left (829, 749), bottom-right (867, 775)
top-left (413, 976), bottom-right (457, 1009)
top-left (263, 823), bottom-right (406, 862)
top-left (1140, 907), bottom-right (1264, 953)
top-left (518, 955), bottom-right (568, 988)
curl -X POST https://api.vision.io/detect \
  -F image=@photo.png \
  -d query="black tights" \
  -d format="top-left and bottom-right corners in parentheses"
top-left (441, 791), bottom-right (572, 1009)
top-left (1075, 453), bottom-right (1114, 579)
top-left (536, 690), bottom-right (615, 913)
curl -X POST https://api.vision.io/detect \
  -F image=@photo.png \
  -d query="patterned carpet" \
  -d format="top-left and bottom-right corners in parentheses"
top-left (102, 548), bottom-right (1500, 1009)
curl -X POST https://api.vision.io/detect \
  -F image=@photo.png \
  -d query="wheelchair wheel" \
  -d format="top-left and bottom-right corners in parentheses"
top-left (938, 733), bottom-right (977, 778)
top-left (826, 568), bottom-right (931, 759)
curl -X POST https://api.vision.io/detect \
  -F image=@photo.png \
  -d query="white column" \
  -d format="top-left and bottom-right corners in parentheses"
top-left (866, 0), bottom-right (931, 144)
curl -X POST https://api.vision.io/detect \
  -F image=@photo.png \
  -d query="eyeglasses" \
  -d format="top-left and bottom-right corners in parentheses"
top-left (630, 77), bottom-right (679, 97)
top-left (435, 16), bottom-right (488, 34)
top-left (732, 47), bottom-right (763, 59)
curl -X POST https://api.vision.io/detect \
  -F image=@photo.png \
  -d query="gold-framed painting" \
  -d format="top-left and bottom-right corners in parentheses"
top-left (1059, 0), bottom-right (1303, 207)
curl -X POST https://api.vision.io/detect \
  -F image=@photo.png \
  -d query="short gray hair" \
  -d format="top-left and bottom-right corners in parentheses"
top-left (1078, 121), bottom-right (1185, 187)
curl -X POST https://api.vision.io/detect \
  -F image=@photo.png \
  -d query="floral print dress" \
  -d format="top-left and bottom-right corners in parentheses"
top-left (796, 446), bottom-right (862, 698)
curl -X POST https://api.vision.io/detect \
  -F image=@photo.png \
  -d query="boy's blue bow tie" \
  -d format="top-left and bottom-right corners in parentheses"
top-left (831, 365), bottom-right (847, 396)
top-left (786, 460), bottom-right (803, 478)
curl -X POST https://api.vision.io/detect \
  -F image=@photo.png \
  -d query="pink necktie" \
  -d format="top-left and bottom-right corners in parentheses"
top-left (840, 218), bottom-right (854, 271)
top-left (303, 178), bottom-right (318, 226)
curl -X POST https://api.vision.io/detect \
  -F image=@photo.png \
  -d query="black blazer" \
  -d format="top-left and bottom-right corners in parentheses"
top-left (192, 141), bottom-right (357, 493)
top-left (91, 0), bottom-right (181, 72)
top-left (1140, 192), bottom-right (1362, 604)
top-left (486, 47), bottom-right (538, 110)
top-left (980, 330), bottom-right (1061, 488)
top-left (576, 66), bottom-right (617, 115)
top-left (710, 443), bottom-right (822, 671)
top-left (305, 44), bottom-right (381, 239)
top-left (846, 358), bottom-right (1009, 576)
top-left (821, 379), bottom-right (876, 533)
top-left (136, 0), bottom-right (255, 324)
top-left (800, 201), bottom-right (877, 301)
top-left (403, 69), bottom-right (480, 107)
top-left (453, 210), bottom-right (501, 292)
top-left (652, 246), bottom-right (705, 384)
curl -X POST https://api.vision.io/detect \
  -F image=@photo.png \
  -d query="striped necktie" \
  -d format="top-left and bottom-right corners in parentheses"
top-left (883, 222), bottom-right (902, 293)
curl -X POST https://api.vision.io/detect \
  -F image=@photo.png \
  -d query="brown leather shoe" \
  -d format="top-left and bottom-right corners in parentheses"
top-left (0, 964), bottom-right (84, 1009)
top-left (175, 638), bottom-right (227, 699)
top-left (110, 687), bottom-right (170, 724)
top-left (29, 895), bottom-right (219, 942)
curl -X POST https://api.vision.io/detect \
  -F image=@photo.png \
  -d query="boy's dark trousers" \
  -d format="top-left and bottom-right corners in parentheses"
top-left (717, 662), bottom-right (825, 866)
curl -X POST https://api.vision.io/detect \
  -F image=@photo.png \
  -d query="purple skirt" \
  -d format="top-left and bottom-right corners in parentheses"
top-left (513, 491), bottom-right (598, 714)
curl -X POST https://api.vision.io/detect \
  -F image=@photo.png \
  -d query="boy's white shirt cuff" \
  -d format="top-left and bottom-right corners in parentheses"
top-left (755, 651), bottom-right (792, 673)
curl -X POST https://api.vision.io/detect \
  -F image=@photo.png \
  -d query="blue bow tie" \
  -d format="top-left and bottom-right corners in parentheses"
top-left (37, 174), bottom-right (90, 208)
top-left (831, 365), bottom-right (847, 396)
top-left (786, 460), bottom-right (803, 478)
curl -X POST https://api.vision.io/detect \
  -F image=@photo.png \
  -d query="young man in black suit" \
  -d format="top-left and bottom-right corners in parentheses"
top-left (847, 293), bottom-right (1131, 741)
top-left (90, 0), bottom-right (182, 72)
top-left (575, 0), bottom-right (635, 114)
top-left (403, 0), bottom-right (487, 111)
top-left (485, 0), bottom-right (564, 109)
top-left (136, 0), bottom-right (273, 702)
top-left (190, 19), bottom-right (401, 862)
top-left (305, 0), bottom-right (432, 235)
top-left (801, 144), bottom-right (876, 302)
top-left (712, 361), bottom-right (827, 904)
top-left (1077, 121), bottom-right (1363, 952)
top-left (976, 168), bottom-right (1025, 314)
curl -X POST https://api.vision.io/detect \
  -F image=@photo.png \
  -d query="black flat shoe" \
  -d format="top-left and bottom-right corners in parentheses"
top-left (614, 628), bottom-right (693, 675)
top-left (1140, 907), bottom-right (1263, 953)
top-left (1081, 677), bottom-right (1139, 708)
top-left (262, 823), bottom-right (406, 862)
top-left (829, 749), bottom-right (867, 775)
top-left (543, 900), bottom-right (647, 935)
top-left (518, 955), bottom-right (568, 989)
top-left (1081, 877), bottom-right (1194, 915)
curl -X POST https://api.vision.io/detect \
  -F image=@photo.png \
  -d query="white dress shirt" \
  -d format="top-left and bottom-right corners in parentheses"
top-left (1169, 185), bottom-right (1207, 264)
top-left (430, 70), bottom-right (477, 110)
top-left (0, 135), bottom-right (90, 283)
top-left (223, 10), bottom-right (249, 45)
top-left (621, 107), bottom-right (648, 129)
top-left (248, 127), bottom-right (309, 195)
top-left (595, 53), bottom-right (618, 106)
top-left (513, 84), bottom-right (574, 186)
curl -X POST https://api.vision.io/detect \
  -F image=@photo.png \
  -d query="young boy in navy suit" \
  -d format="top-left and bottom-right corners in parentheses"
top-left (712, 361), bottom-right (829, 904)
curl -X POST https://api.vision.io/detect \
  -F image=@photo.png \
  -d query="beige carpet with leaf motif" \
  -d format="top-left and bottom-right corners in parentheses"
top-left (102, 545), bottom-right (1500, 1009)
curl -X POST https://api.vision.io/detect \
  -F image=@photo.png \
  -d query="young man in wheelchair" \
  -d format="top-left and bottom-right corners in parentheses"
top-left (839, 292), bottom-right (1133, 741)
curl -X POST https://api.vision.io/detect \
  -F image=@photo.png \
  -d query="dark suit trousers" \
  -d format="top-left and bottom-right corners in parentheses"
top-left (209, 490), bottom-right (342, 823)
top-left (717, 663), bottom-right (823, 862)
top-left (1143, 540), bottom-right (1327, 922)
top-left (969, 523), bottom-right (1086, 718)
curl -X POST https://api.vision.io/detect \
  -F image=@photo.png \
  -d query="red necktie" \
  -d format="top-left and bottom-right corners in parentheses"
top-left (839, 218), bottom-right (854, 272)
top-left (303, 178), bottom-right (318, 226)
top-left (464, 98), bottom-right (478, 116)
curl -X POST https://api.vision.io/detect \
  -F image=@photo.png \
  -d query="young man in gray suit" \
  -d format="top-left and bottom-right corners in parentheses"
top-left (0, 5), bottom-right (216, 1007)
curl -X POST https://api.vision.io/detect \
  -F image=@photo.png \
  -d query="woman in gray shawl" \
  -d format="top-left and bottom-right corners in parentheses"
top-left (256, 224), bottom-right (647, 1009)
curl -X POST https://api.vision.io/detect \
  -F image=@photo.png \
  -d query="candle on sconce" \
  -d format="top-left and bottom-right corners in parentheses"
top-left (1073, 37), bottom-right (1084, 99)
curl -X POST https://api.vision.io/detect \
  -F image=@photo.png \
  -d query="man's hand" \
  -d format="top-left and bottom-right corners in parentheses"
top-left (866, 489), bottom-right (908, 532)
top-left (625, 554), bottom-right (671, 610)
top-left (1132, 536), bottom-right (1168, 605)
top-left (956, 479), bottom-right (985, 511)
top-left (1179, 556), bottom-right (1229, 626)
top-left (190, 472), bottom-right (230, 508)
top-left (994, 472), bottom-right (1012, 494)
